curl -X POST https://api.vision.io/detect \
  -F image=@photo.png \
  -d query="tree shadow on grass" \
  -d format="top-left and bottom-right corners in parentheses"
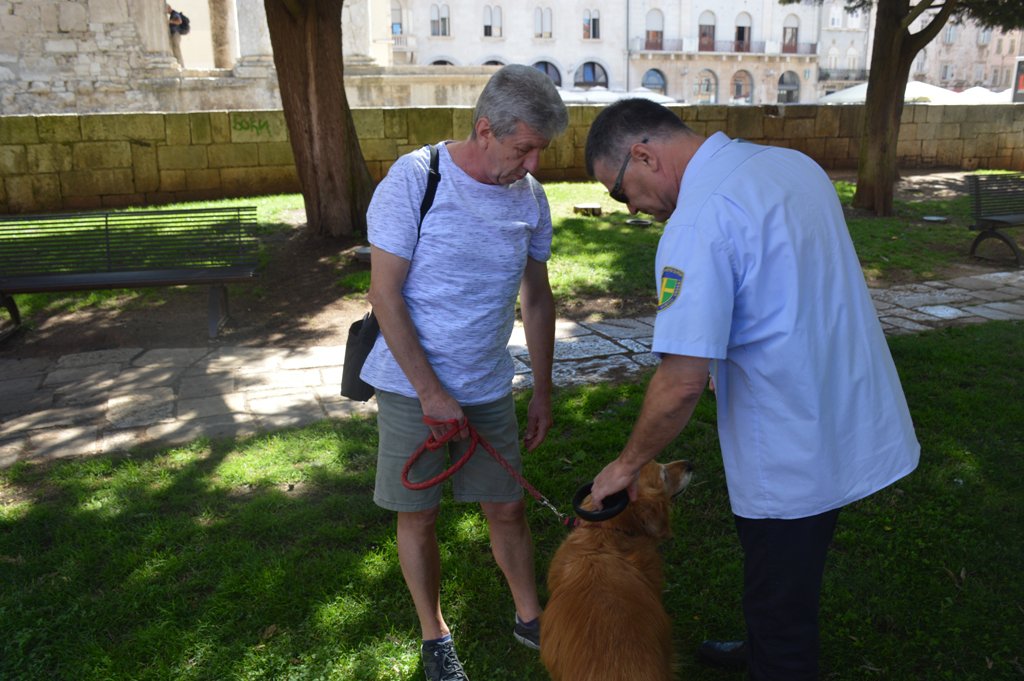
top-left (0, 417), bottom-right (413, 679)
top-left (0, 412), bottom-right (565, 680)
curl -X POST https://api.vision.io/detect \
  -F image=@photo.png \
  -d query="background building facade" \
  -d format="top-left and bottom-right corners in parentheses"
top-left (0, 0), bottom-right (1020, 115)
top-left (911, 16), bottom-right (1020, 91)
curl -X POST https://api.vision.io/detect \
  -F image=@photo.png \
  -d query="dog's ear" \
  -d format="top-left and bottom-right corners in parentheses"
top-left (638, 496), bottom-right (673, 539)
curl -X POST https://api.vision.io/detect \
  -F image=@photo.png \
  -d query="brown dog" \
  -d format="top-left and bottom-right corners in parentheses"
top-left (540, 460), bottom-right (693, 681)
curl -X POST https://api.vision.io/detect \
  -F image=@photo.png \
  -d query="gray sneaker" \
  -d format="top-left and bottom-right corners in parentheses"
top-left (421, 636), bottom-right (469, 681)
top-left (513, 615), bottom-right (540, 650)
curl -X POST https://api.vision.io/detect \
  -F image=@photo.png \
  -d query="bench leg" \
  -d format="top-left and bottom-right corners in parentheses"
top-left (208, 284), bottom-right (229, 339)
top-left (970, 229), bottom-right (1023, 268)
top-left (0, 292), bottom-right (23, 343)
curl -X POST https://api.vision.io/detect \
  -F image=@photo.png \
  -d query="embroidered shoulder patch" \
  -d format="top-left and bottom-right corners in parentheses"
top-left (657, 267), bottom-right (684, 311)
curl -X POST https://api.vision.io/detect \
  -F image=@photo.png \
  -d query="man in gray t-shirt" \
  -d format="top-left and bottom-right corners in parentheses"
top-left (362, 64), bottom-right (567, 681)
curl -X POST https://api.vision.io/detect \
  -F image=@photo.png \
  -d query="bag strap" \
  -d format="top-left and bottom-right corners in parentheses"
top-left (418, 143), bottom-right (441, 238)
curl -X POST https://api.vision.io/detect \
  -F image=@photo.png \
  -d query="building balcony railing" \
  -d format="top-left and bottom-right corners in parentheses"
top-left (781, 42), bottom-right (817, 55)
top-left (391, 34), bottom-right (415, 51)
top-left (632, 37), bottom-right (824, 57)
top-left (703, 40), bottom-right (767, 54)
top-left (819, 68), bottom-right (869, 81)
top-left (639, 37), bottom-right (684, 51)
top-left (634, 38), bottom-right (771, 54)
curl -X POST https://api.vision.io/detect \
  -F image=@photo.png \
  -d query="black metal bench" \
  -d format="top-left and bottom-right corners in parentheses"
top-left (965, 172), bottom-right (1024, 267)
top-left (0, 206), bottom-right (259, 342)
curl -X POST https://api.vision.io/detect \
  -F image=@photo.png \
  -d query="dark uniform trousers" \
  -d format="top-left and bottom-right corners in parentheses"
top-left (735, 508), bottom-right (841, 681)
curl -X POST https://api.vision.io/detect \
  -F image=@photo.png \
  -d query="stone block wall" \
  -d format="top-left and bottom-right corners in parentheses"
top-left (1, 103), bottom-right (1022, 214)
top-left (0, 110), bottom-right (299, 213)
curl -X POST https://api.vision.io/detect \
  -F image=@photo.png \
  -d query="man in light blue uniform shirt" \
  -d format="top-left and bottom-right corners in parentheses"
top-left (585, 99), bottom-right (919, 680)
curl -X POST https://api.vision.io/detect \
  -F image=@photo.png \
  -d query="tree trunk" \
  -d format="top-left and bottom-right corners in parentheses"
top-left (853, 0), bottom-right (958, 216)
top-left (853, 1), bottom-right (914, 216)
top-left (264, 0), bottom-right (374, 238)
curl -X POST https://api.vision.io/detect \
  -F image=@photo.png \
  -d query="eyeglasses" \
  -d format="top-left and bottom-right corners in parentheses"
top-left (609, 138), bottom-right (648, 204)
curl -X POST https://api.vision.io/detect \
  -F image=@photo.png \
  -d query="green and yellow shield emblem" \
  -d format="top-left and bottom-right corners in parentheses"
top-left (657, 267), bottom-right (684, 311)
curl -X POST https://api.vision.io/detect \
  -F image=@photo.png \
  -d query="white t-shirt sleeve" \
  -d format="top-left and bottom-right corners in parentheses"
top-left (366, 148), bottom-right (431, 260)
top-left (528, 180), bottom-right (553, 263)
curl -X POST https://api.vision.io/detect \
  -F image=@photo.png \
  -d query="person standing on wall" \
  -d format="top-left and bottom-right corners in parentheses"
top-left (361, 64), bottom-right (568, 681)
top-left (584, 98), bottom-right (920, 681)
top-left (166, 3), bottom-right (190, 68)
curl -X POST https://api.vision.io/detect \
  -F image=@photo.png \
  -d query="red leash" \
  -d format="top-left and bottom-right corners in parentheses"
top-left (401, 416), bottom-right (577, 528)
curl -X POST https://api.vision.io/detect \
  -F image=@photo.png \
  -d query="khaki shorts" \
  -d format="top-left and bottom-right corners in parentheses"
top-left (373, 390), bottom-right (523, 512)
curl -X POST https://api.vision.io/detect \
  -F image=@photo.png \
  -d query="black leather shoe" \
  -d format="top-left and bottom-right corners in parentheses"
top-left (698, 639), bottom-right (748, 670)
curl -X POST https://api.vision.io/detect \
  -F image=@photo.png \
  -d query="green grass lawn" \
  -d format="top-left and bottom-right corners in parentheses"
top-left (2, 321), bottom-right (1022, 680)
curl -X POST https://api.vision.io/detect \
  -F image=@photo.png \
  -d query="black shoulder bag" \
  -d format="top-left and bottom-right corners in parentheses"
top-left (340, 144), bottom-right (441, 401)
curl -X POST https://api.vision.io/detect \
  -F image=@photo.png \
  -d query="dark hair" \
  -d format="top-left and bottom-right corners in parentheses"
top-left (585, 99), bottom-right (692, 176)
top-left (474, 64), bottom-right (568, 141)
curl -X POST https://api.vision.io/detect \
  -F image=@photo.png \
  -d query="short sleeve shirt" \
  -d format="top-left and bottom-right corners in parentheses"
top-left (654, 132), bottom-right (920, 519)
top-left (361, 143), bottom-right (553, 405)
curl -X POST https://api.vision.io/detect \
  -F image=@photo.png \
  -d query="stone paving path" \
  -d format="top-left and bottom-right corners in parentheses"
top-left (2, 270), bottom-right (1023, 468)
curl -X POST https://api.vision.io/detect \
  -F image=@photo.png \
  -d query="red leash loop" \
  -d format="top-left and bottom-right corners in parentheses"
top-left (401, 417), bottom-right (476, 490)
top-left (401, 415), bottom-right (574, 527)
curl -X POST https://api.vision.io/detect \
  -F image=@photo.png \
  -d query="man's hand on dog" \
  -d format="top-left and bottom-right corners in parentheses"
top-left (590, 458), bottom-right (640, 508)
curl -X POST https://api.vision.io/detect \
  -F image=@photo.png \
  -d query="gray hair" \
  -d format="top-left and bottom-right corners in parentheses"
top-left (585, 99), bottom-right (693, 177)
top-left (473, 64), bottom-right (568, 141)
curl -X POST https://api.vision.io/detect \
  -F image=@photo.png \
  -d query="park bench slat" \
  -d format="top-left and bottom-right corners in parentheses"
top-left (0, 206), bottom-right (260, 341)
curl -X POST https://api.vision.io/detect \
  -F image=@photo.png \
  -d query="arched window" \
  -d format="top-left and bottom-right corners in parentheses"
top-left (484, 59), bottom-right (504, 66)
top-left (829, 6), bottom-right (842, 28)
top-left (430, 4), bottom-right (450, 37)
top-left (533, 60), bottom-right (561, 86)
top-left (583, 9), bottom-right (600, 40)
top-left (574, 61), bottom-right (608, 88)
top-left (777, 71), bottom-right (800, 103)
top-left (534, 7), bottom-right (553, 38)
top-left (731, 70), bottom-right (753, 103)
top-left (642, 68), bottom-right (667, 94)
top-left (734, 13), bottom-right (752, 52)
top-left (699, 11), bottom-right (716, 51)
top-left (782, 15), bottom-right (799, 53)
top-left (845, 46), bottom-right (858, 70)
top-left (645, 9), bottom-right (664, 50)
top-left (694, 69), bottom-right (717, 104)
top-left (432, 59), bottom-right (454, 65)
top-left (483, 6), bottom-right (502, 37)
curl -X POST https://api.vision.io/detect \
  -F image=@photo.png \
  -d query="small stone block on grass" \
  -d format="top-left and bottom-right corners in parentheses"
top-left (573, 203), bottom-right (602, 216)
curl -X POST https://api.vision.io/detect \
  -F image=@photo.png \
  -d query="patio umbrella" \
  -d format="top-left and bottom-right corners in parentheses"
top-left (819, 80), bottom-right (961, 104)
